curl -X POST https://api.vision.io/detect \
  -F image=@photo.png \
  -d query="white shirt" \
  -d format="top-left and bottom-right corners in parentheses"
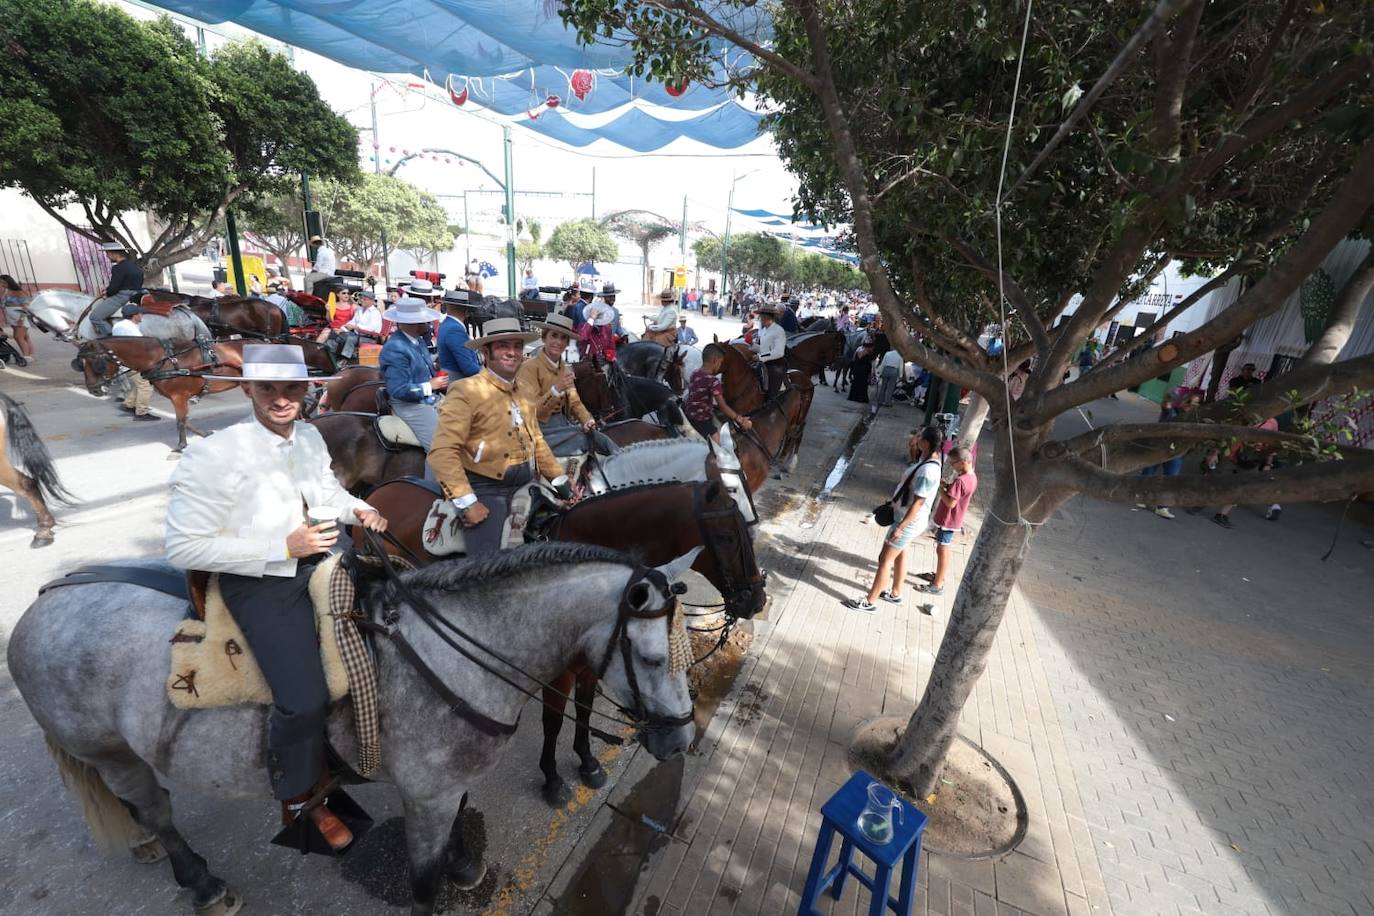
top-left (111, 319), bottom-right (142, 337)
top-left (313, 245), bottom-right (337, 275)
top-left (349, 305), bottom-right (382, 334)
top-left (754, 321), bottom-right (787, 362)
top-left (522, 274), bottom-right (539, 290)
top-left (880, 349), bottom-right (906, 373)
top-left (166, 416), bottom-right (373, 578)
top-left (893, 457), bottom-right (942, 529)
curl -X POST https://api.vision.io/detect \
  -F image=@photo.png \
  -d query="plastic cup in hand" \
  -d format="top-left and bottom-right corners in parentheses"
top-left (306, 506), bottom-right (340, 535)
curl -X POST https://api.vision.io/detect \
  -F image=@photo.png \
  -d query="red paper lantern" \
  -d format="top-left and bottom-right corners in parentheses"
top-left (546, 94), bottom-right (561, 108)
top-left (569, 69), bottom-right (594, 101)
top-left (666, 80), bottom-right (689, 97)
top-left (448, 76), bottom-right (469, 107)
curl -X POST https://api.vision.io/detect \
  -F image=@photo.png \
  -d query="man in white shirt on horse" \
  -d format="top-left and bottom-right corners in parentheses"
top-left (752, 303), bottom-right (788, 398)
top-left (165, 344), bottom-right (388, 852)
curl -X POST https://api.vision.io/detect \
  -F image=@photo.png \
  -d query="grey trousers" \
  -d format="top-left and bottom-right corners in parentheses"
top-left (466, 464), bottom-right (534, 556)
top-left (90, 290), bottom-right (137, 337)
top-left (878, 366), bottom-right (900, 406)
top-left (391, 399), bottom-right (439, 481)
top-left (219, 555), bottom-right (327, 800)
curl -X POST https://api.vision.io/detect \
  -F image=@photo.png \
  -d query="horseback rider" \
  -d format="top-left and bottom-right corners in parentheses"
top-left (429, 317), bottom-right (572, 556)
top-left (579, 301), bottom-right (618, 362)
top-left (570, 276), bottom-right (596, 328)
top-left (752, 303), bottom-right (788, 398)
top-left (378, 296), bottom-right (447, 466)
top-left (599, 282), bottom-right (625, 337)
top-left (90, 241), bottom-right (144, 338)
top-left (436, 289), bottom-right (482, 380)
top-left (518, 312), bottom-right (597, 432)
top-left (641, 302), bottom-right (679, 348)
top-left (165, 343), bottom-right (388, 852)
top-left (304, 234), bottom-right (339, 300)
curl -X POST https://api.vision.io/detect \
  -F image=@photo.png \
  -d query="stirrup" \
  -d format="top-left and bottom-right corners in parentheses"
top-left (270, 786), bottom-right (372, 858)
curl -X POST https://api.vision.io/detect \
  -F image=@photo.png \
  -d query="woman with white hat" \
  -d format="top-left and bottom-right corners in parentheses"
top-left (517, 312), bottom-right (596, 431)
top-left (430, 317), bottom-right (571, 556)
top-left (578, 300), bottom-right (619, 361)
top-left (165, 343), bottom-right (387, 852)
top-left (379, 296), bottom-right (446, 462)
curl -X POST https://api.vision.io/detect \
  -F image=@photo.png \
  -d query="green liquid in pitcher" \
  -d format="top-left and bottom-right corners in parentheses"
top-left (858, 812), bottom-right (893, 844)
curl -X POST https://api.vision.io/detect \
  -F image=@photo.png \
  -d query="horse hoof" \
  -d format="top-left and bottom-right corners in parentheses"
top-left (196, 889), bottom-right (243, 916)
top-left (541, 779), bottom-right (571, 808)
top-left (30, 534), bottom-right (55, 549)
top-left (130, 835), bottom-right (167, 865)
top-left (450, 857), bottom-right (487, 890)
top-left (579, 761), bottom-right (608, 789)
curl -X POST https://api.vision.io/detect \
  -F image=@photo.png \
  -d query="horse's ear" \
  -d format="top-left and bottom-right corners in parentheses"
top-left (712, 334), bottom-right (719, 343)
top-left (654, 546), bottom-right (704, 584)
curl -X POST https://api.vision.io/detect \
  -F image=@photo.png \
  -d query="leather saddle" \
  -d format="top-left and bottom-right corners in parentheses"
top-left (38, 563), bottom-right (209, 619)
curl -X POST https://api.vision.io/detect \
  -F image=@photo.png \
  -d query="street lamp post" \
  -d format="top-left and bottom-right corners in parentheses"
top-left (721, 169), bottom-right (760, 309)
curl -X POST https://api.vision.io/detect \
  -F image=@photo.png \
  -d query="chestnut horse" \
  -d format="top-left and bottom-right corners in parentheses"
top-left (360, 477), bottom-right (766, 805)
top-left (0, 391), bottom-right (74, 547)
top-left (730, 375), bottom-right (813, 491)
top-left (311, 365), bottom-right (388, 415)
top-left (140, 291), bottom-right (285, 339)
top-left (784, 327), bottom-right (846, 387)
top-left (78, 338), bottom-right (336, 453)
top-left (309, 411), bottom-right (425, 494)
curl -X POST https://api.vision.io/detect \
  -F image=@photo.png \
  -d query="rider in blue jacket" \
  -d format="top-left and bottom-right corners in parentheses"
top-left (379, 297), bottom-right (445, 461)
top-left (436, 292), bottom-right (481, 379)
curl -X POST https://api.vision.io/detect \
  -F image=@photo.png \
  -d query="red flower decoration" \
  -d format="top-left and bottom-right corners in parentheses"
top-left (448, 77), bottom-right (469, 107)
top-left (546, 94), bottom-right (561, 108)
top-left (666, 80), bottom-right (689, 97)
top-left (570, 69), bottom-right (594, 101)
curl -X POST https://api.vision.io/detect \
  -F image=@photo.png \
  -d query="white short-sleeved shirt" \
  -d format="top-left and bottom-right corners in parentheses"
top-left (894, 457), bottom-right (942, 529)
top-left (111, 319), bottom-right (143, 337)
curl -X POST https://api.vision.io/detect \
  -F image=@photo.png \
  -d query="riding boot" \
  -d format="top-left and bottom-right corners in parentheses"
top-left (282, 785), bottom-right (354, 852)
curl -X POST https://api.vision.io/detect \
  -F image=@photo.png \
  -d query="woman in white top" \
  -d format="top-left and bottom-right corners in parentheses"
top-left (844, 427), bottom-right (943, 612)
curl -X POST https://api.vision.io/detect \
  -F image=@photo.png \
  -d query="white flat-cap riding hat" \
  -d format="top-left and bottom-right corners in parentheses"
top-left (406, 278), bottom-right (439, 298)
top-left (465, 316), bottom-right (539, 349)
top-left (584, 301), bottom-right (616, 327)
top-left (384, 296), bottom-right (443, 324)
top-left (203, 343), bottom-right (340, 382)
top-left (100, 241), bottom-right (127, 252)
top-left (532, 312), bottom-right (577, 337)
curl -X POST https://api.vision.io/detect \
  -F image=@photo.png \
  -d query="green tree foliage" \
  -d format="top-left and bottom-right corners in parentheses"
top-left (563, 0), bottom-right (1374, 797)
top-left (315, 174), bottom-right (452, 271)
top-left (0, 0), bottom-right (358, 279)
top-left (516, 240), bottom-right (544, 272)
top-left (603, 210), bottom-right (677, 300)
top-left (546, 218), bottom-right (619, 272)
top-left (239, 191), bottom-right (307, 278)
top-left (695, 232), bottom-right (866, 291)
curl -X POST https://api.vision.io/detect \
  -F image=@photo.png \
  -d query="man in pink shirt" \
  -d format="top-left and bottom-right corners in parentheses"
top-left (918, 446), bottom-right (977, 595)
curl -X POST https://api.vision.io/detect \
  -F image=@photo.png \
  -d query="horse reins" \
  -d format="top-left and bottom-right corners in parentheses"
top-left (357, 529), bottom-right (691, 742)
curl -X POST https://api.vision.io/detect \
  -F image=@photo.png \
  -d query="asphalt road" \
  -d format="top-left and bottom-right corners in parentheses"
top-left (0, 322), bottom-right (870, 916)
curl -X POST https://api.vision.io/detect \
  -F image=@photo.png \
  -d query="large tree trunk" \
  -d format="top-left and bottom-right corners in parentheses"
top-left (958, 392), bottom-right (992, 448)
top-left (885, 450), bottom-right (1067, 797)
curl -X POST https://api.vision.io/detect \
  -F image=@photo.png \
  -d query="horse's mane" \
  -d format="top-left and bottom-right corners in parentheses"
top-left (570, 479), bottom-right (696, 507)
top-left (598, 439), bottom-right (709, 486)
top-left (404, 542), bottom-right (634, 594)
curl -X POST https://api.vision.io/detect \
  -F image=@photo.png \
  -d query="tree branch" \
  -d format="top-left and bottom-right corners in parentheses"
top-left (1044, 451), bottom-right (1374, 507)
top-left (1235, 0), bottom-right (1300, 112)
top-left (1301, 247), bottom-right (1374, 368)
top-left (1040, 141), bottom-right (1374, 415)
top-left (789, 0), bottom-right (1001, 400)
top-left (945, 235), bottom-right (1051, 357)
top-left (651, 0), bottom-right (820, 91)
top-left (1148, 0), bottom-right (1206, 168)
top-left (1004, 0), bottom-right (1192, 201)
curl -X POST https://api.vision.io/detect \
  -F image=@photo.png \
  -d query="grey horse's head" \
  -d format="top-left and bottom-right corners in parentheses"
top-left (595, 551), bottom-right (699, 760)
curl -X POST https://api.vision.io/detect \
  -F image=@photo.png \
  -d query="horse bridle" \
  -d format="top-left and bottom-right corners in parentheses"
top-left (80, 336), bottom-right (219, 386)
top-left (690, 482), bottom-right (764, 617)
top-left (358, 529), bottom-right (693, 742)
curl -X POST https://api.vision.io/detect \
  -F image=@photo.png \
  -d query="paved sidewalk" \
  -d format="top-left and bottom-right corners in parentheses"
top-left (619, 402), bottom-right (1111, 916)
top-left (605, 394), bottom-right (1374, 916)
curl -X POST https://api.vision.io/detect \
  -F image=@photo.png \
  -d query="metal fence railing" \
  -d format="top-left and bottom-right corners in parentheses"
top-left (0, 239), bottom-right (39, 292)
top-left (65, 227), bottom-right (112, 295)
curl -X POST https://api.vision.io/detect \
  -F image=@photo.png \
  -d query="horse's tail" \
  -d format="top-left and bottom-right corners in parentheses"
top-left (1, 391), bottom-right (75, 505)
top-left (44, 737), bottom-right (143, 849)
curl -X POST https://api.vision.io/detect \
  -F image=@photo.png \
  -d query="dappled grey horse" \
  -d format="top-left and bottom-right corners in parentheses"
top-left (9, 543), bottom-right (696, 916)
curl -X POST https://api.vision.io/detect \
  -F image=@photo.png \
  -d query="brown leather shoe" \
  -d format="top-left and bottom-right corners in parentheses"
top-left (282, 793), bottom-right (354, 852)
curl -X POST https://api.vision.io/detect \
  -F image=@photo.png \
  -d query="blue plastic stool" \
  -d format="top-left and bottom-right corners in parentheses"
top-left (798, 771), bottom-right (927, 916)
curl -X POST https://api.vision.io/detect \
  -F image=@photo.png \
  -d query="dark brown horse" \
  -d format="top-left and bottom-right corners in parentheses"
top-left (312, 365), bottom-right (387, 415)
top-left (310, 412), bottom-right (425, 493)
top-left (0, 391), bottom-right (74, 547)
top-left (141, 291), bottom-right (286, 339)
top-left (359, 477), bottom-right (766, 805)
top-left (78, 338), bottom-right (336, 453)
top-left (784, 328), bottom-right (845, 386)
top-left (708, 341), bottom-right (766, 415)
top-left (573, 360), bottom-right (616, 421)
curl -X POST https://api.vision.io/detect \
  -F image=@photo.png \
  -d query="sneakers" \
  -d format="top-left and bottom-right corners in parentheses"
top-left (915, 572), bottom-right (936, 583)
top-left (1266, 506), bottom-right (1281, 522)
top-left (878, 590), bottom-right (902, 604)
top-left (916, 583), bottom-right (944, 595)
top-left (1153, 507), bottom-right (1175, 519)
top-left (842, 598), bottom-right (877, 613)
top-left (1135, 503), bottom-right (1147, 510)
top-left (133, 413), bottom-right (162, 421)
top-left (1212, 513), bottom-right (1233, 529)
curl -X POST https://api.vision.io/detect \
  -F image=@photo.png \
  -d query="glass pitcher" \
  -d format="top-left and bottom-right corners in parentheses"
top-left (857, 782), bottom-right (903, 845)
